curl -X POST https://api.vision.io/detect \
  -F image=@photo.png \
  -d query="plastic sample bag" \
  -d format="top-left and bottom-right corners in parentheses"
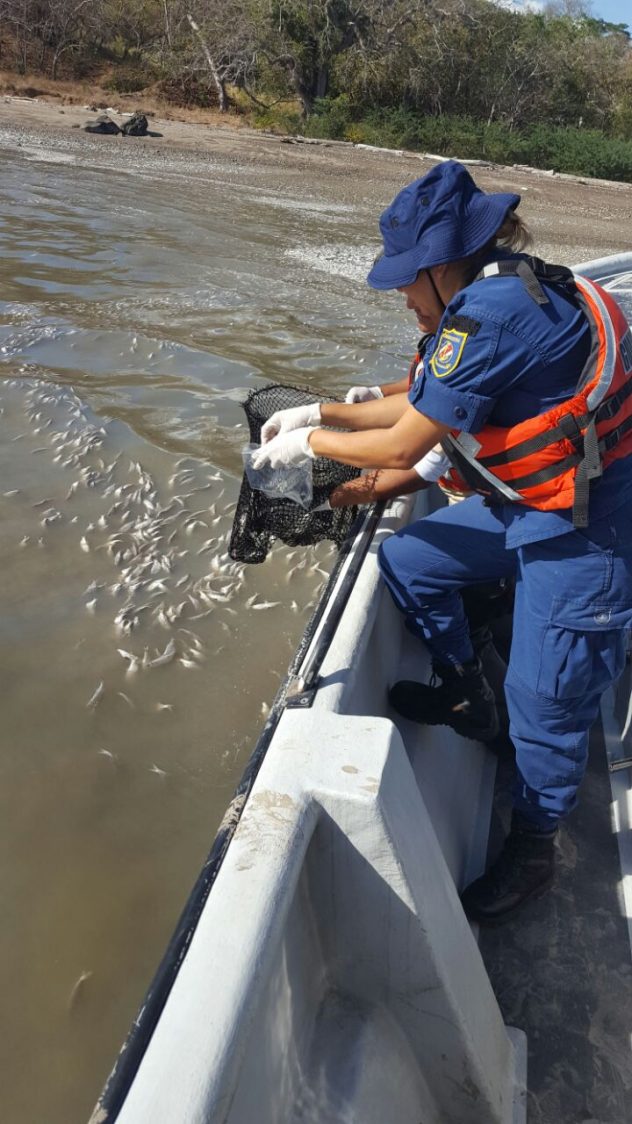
top-left (229, 384), bottom-right (362, 564)
top-left (242, 443), bottom-right (313, 509)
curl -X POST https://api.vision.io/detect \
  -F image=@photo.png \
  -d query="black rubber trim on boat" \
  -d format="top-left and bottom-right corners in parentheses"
top-left (91, 501), bottom-right (385, 1124)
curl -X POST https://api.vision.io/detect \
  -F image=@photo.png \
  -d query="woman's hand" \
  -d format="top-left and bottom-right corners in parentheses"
top-left (251, 427), bottom-right (316, 469)
top-left (345, 385), bottom-right (384, 404)
top-left (261, 403), bottom-right (321, 443)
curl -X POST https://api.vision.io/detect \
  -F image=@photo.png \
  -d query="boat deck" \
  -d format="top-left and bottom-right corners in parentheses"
top-left (482, 714), bottom-right (632, 1123)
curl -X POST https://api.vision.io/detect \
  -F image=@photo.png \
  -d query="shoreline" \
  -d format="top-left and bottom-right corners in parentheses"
top-left (2, 92), bottom-right (632, 265)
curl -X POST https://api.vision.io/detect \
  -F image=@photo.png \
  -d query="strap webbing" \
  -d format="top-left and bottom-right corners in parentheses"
top-left (482, 413), bottom-right (585, 468)
top-left (595, 376), bottom-right (632, 422)
top-left (565, 413), bottom-right (632, 526)
top-left (427, 269), bottom-right (446, 313)
top-left (508, 452), bottom-right (582, 492)
top-left (572, 419), bottom-right (602, 527)
top-left (572, 457), bottom-right (591, 528)
top-left (599, 411), bottom-right (632, 455)
top-left (516, 260), bottom-right (549, 305)
top-left (476, 255), bottom-right (576, 300)
top-left (480, 380), bottom-right (632, 470)
top-left (584, 418), bottom-right (603, 481)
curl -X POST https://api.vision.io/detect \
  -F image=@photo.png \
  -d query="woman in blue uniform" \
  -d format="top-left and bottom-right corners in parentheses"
top-left (252, 161), bottom-right (632, 924)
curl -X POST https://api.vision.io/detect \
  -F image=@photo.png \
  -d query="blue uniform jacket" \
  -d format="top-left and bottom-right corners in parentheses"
top-left (409, 258), bottom-right (632, 547)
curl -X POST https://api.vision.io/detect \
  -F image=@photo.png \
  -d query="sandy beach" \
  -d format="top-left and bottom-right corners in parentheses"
top-left (2, 91), bottom-right (631, 265)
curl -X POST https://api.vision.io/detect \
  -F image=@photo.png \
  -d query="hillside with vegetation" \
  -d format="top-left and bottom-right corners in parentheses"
top-left (1, 0), bottom-right (631, 181)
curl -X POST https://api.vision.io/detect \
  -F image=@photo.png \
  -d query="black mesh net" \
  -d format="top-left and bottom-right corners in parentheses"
top-left (229, 384), bottom-right (362, 563)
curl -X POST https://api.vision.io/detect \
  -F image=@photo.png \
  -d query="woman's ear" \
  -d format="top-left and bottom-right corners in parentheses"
top-left (434, 263), bottom-right (450, 280)
top-left (437, 260), bottom-right (468, 300)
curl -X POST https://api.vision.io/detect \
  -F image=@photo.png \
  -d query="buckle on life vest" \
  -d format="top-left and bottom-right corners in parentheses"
top-left (596, 383), bottom-right (632, 422)
top-left (557, 412), bottom-right (584, 448)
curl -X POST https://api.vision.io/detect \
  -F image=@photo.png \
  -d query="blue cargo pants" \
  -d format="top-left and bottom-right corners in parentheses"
top-left (378, 496), bottom-right (632, 829)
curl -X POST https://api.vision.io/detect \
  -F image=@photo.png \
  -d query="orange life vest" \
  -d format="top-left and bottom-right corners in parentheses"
top-left (437, 262), bottom-right (632, 527)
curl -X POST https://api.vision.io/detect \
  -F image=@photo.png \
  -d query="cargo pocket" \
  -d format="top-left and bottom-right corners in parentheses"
top-left (535, 596), bottom-right (629, 701)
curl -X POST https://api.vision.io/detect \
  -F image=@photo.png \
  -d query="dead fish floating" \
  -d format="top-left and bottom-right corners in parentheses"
top-left (86, 681), bottom-right (105, 709)
top-left (143, 639), bottom-right (177, 669)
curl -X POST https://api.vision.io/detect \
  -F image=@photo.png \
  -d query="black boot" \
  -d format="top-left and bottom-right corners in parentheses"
top-left (472, 628), bottom-right (513, 759)
top-left (461, 816), bottom-right (557, 926)
top-left (389, 657), bottom-right (499, 742)
top-left (471, 626), bottom-right (507, 704)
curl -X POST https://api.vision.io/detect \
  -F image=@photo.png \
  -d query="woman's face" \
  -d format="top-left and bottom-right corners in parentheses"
top-left (397, 270), bottom-right (445, 334)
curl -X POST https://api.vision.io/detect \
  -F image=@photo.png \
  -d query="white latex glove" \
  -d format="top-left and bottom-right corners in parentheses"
top-left (261, 403), bottom-right (321, 444)
top-left (251, 427), bottom-right (317, 470)
top-left (344, 385), bottom-right (384, 404)
top-left (413, 445), bottom-right (451, 483)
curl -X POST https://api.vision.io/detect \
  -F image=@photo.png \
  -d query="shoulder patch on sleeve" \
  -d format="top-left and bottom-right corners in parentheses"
top-left (430, 327), bottom-right (469, 378)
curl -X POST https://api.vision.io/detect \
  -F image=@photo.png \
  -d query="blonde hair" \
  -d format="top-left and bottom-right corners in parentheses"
top-left (494, 210), bottom-right (532, 252)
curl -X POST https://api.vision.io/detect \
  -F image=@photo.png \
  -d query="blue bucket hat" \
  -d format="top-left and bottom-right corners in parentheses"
top-left (367, 161), bottom-right (520, 290)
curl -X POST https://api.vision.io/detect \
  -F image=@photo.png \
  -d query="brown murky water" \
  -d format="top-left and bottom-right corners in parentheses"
top-left (0, 131), bottom-right (416, 1123)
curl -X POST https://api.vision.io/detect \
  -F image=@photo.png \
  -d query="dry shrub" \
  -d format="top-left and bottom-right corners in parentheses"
top-left (157, 74), bottom-right (218, 109)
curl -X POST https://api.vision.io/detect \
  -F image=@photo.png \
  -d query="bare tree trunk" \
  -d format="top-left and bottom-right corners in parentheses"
top-left (186, 13), bottom-right (228, 112)
top-left (162, 0), bottom-right (172, 50)
top-left (51, 41), bottom-right (73, 80)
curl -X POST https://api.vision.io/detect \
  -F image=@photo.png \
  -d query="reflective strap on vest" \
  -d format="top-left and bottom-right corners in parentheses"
top-left (578, 277), bottom-right (620, 410)
top-left (441, 435), bottom-right (524, 504)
